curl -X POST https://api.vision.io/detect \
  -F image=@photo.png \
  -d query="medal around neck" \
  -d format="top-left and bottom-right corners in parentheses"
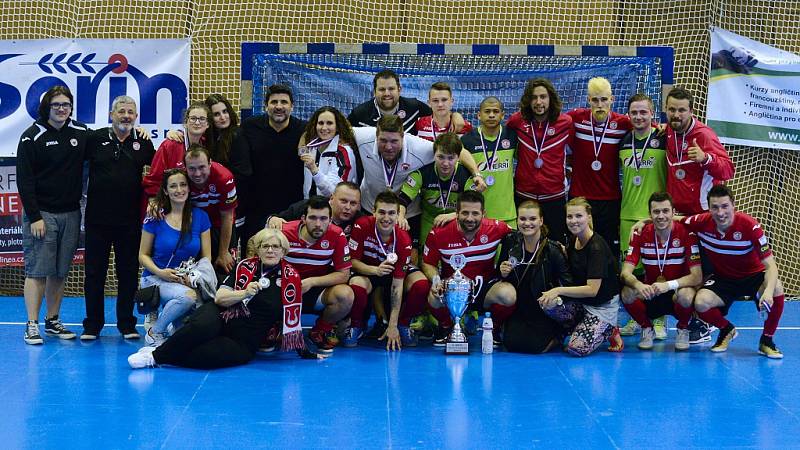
top-left (442, 254), bottom-right (483, 355)
top-left (385, 252), bottom-right (398, 264)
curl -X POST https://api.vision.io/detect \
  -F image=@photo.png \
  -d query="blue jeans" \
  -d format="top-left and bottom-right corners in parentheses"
top-left (140, 275), bottom-right (197, 335)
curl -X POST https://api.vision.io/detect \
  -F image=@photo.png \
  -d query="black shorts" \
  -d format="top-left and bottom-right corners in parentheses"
top-left (700, 272), bottom-right (765, 315)
top-left (407, 214), bottom-right (422, 247)
top-left (302, 286), bottom-right (327, 314)
top-left (467, 277), bottom-right (500, 312)
top-left (644, 291), bottom-right (677, 319)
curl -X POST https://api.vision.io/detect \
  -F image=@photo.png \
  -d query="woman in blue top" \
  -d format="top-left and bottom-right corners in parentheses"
top-left (139, 168), bottom-right (211, 347)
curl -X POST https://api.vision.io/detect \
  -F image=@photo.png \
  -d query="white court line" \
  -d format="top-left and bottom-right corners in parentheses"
top-left (0, 321), bottom-right (313, 329)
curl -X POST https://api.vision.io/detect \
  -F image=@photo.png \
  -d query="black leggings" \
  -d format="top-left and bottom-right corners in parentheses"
top-left (153, 302), bottom-right (255, 369)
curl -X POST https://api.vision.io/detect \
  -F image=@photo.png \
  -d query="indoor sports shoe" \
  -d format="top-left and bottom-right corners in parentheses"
top-left (398, 326), bottom-right (418, 347)
top-left (121, 329), bottom-right (141, 340)
top-left (80, 330), bottom-right (99, 341)
top-left (24, 320), bottom-right (43, 345)
top-left (309, 328), bottom-right (338, 353)
top-left (675, 328), bottom-right (690, 351)
top-left (688, 318), bottom-right (712, 344)
top-left (432, 326), bottom-right (451, 347)
top-left (143, 311), bottom-right (158, 333)
top-left (128, 351), bottom-right (157, 369)
top-left (758, 335), bottom-right (784, 359)
top-left (653, 316), bottom-right (668, 340)
top-left (638, 327), bottom-right (655, 350)
top-left (144, 328), bottom-right (167, 348)
top-left (710, 324), bottom-right (737, 353)
top-left (619, 319), bottom-right (641, 336)
top-left (342, 326), bottom-right (364, 348)
top-left (607, 327), bottom-right (624, 352)
top-left (44, 316), bottom-right (76, 340)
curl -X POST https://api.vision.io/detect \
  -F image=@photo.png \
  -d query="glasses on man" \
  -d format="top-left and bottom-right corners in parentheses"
top-left (188, 116), bottom-right (208, 124)
top-left (50, 102), bottom-right (72, 110)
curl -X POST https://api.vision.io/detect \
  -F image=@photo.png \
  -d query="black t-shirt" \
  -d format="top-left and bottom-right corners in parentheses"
top-left (85, 128), bottom-right (155, 225)
top-left (347, 97), bottom-right (432, 135)
top-left (566, 233), bottom-right (619, 306)
top-left (221, 264), bottom-right (283, 350)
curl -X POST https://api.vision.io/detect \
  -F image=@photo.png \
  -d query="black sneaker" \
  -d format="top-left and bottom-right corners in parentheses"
top-left (758, 335), bottom-right (784, 359)
top-left (688, 317), bottom-right (712, 344)
top-left (432, 326), bottom-right (451, 347)
top-left (364, 320), bottom-right (388, 339)
top-left (44, 315), bottom-right (76, 340)
top-left (120, 329), bottom-right (141, 340)
top-left (80, 330), bottom-right (99, 341)
top-left (24, 320), bottom-right (43, 345)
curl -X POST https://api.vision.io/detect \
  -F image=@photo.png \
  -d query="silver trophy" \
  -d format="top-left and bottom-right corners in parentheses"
top-left (441, 254), bottom-right (483, 355)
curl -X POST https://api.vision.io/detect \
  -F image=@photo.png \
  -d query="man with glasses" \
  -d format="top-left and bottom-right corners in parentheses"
top-left (80, 96), bottom-right (155, 340)
top-left (17, 86), bottom-right (87, 344)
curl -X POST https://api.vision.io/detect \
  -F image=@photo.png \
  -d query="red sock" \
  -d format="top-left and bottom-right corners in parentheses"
top-left (489, 303), bottom-right (516, 330)
top-left (697, 307), bottom-right (730, 330)
top-left (763, 294), bottom-right (785, 337)
top-left (673, 303), bottom-right (694, 329)
top-left (314, 317), bottom-right (334, 333)
top-left (399, 279), bottom-right (430, 326)
top-left (624, 299), bottom-right (652, 328)
top-left (430, 305), bottom-right (453, 328)
top-left (349, 284), bottom-right (370, 329)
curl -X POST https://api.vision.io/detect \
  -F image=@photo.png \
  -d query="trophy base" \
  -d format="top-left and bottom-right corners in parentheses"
top-left (445, 341), bottom-right (469, 355)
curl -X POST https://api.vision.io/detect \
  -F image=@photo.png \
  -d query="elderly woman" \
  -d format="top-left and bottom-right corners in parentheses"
top-left (499, 201), bottom-right (572, 354)
top-left (537, 197), bottom-right (624, 356)
top-left (138, 168), bottom-right (211, 347)
top-left (129, 228), bottom-right (323, 369)
top-left (299, 106), bottom-right (359, 197)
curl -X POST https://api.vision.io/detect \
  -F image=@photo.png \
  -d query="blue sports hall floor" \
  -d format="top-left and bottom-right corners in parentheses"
top-left (1, 296), bottom-right (798, 449)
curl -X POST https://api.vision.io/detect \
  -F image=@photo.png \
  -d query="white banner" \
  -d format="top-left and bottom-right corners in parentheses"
top-left (707, 27), bottom-right (800, 150)
top-left (0, 39), bottom-right (190, 157)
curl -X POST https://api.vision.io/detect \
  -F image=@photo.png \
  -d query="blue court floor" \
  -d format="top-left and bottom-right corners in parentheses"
top-left (1, 296), bottom-right (798, 449)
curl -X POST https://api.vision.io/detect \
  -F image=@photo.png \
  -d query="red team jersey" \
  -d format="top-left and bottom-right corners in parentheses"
top-left (625, 222), bottom-right (700, 284)
top-left (566, 109), bottom-right (631, 200)
top-left (506, 112), bottom-right (574, 200)
top-left (423, 218), bottom-right (512, 281)
top-left (666, 119), bottom-right (735, 215)
top-left (348, 215), bottom-right (413, 279)
top-left (282, 220), bottom-right (352, 278)
top-left (414, 116), bottom-right (473, 142)
top-left (189, 162), bottom-right (237, 228)
top-left (142, 139), bottom-right (187, 197)
top-left (682, 212), bottom-right (771, 279)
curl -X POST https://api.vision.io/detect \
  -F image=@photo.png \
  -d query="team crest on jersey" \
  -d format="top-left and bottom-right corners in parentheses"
top-left (209, 184), bottom-right (217, 193)
top-left (70, 138), bottom-right (78, 147)
top-left (501, 139), bottom-right (510, 149)
top-left (133, 142), bottom-right (141, 151)
top-left (321, 240), bottom-right (330, 249)
top-left (397, 110), bottom-right (406, 119)
top-left (733, 232), bottom-right (742, 240)
top-left (547, 128), bottom-right (555, 136)
top-left (650, 139), bottom-right (660, 148)
top-left (672, 238), bottom-right (680, 247)
top-left (401, 163), bottom-right (410, 171)
top-left (480, 235), bottom-right (488, 244)
top-left (610, 122), bottom-right (618, 130)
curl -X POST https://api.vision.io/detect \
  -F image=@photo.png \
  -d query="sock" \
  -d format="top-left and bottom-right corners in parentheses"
top-left (673, 303), bottom-right (694, 329)
top-left (430, 305), bottom-right (453, 329)
top-left (488, 304), bottom-right (516, 330)
top-left (697, 307), bottom-right (730, 330)
top-left (398, 278), bottom-right (430, 326)
top-left (313, 317), bottom-right (334, 333)
top-left (349, 284), bottom-right (370, 329)
top-left (623, 299), bottom-right (652, 328)
top-left (763, 294), bottom-right (785, 337)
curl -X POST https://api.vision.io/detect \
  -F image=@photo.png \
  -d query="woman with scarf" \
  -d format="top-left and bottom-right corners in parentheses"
top-left (299, 106), bottom-right (359, 198)
top-left (128, 228), bottom-right (324, 369)
top-left (500, 201), bottom-right (572, 354)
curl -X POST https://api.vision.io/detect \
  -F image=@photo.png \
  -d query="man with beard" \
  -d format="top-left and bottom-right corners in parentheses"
top-left (422, 191), bottom-right (513, 345)
top-left (282, 196), bottom-right (354, 353)
top-left (235, 84), bottom-right (306, 245)
top-left (81, 96), bottom-right (155, 340)
top-left (348, 69), bottom-right (432, 134)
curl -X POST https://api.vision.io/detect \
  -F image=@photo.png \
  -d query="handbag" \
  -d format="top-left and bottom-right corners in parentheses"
top-left (134, 285), bottom-right (160, 314)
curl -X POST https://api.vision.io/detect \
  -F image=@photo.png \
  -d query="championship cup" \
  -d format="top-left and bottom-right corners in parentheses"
top-left (440, 254), bottom-right (483, 355)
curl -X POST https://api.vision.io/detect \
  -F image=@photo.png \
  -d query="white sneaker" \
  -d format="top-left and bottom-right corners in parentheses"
top-left (144, 329), bottom-right (167, 347)
top-left (653, 316), bottom-right (668, 340)
top-left (128, 351), bottom-right (157, 369)
top-left (144, 311), bottom-right (158, 333)
top-left (137, 345), bottom-right (157, 354)
top-left (675, 328), bottom-right (690, 351)
top-left (619, 319), bottom-right (641, 336)
top-left (638, 327), bottom-right (655, 350)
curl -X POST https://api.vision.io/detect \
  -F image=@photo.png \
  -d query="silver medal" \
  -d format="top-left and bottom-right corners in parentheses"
top-left (591, 160), bottom-right (602, 171)
top-left (385, 252), bottom-right (398, 264)
top-left (534, 158), bottom-right (544, 168)
top-left (675, 168), bottom-right (686, 180)
top-left (485, 175), bottom-right (495, 186)
top-left (632, 175), bottom-right (642, 186)
top-left (508, 256), bottom-right (519, 268)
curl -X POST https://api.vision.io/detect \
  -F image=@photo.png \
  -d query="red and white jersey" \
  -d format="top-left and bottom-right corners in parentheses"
top-left (682, 212), bottom-right (771, 279)
top-left (142, 138), bottom-right (186, 198)
top-left (414, 115), bottom-right (473, 142)
top-left (507, 112), bottom-right (573, 200)
top-left (625, 222), bottom-right (700, 284)
top-left (423, 218), bottom-right (512, 280)
top-left (348, 215), bottom-right (413, 279)
top-left (189, 162), bottom-right (237, 228)
top-left (567, 108), bottom-right (631, 200)
top-left (666, 118), bottom-right (735, 215)
top-left (282, 220), bottom-right (352, 278)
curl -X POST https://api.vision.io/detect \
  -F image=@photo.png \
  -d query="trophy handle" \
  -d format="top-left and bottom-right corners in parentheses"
top-left (471, 275), bottom-right (484, 301)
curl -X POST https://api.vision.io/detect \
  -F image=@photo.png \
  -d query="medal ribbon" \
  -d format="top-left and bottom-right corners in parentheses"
top-left (529, 121), bottom-right (550, 158)
top-left (478, 125), bottom-right (502, 171)
top-left (631, 128), bottom-right (654, 173)
top-left (669, 118), bottom-right (696, 167)
top-left (436, 163), bottom-right (458, 209)
top-left (654, 226), bottom-right (673, 279)
top-left (374, 223), bottom-right (396, 259)
top-left (590, 117), bottom-right (610, 163)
